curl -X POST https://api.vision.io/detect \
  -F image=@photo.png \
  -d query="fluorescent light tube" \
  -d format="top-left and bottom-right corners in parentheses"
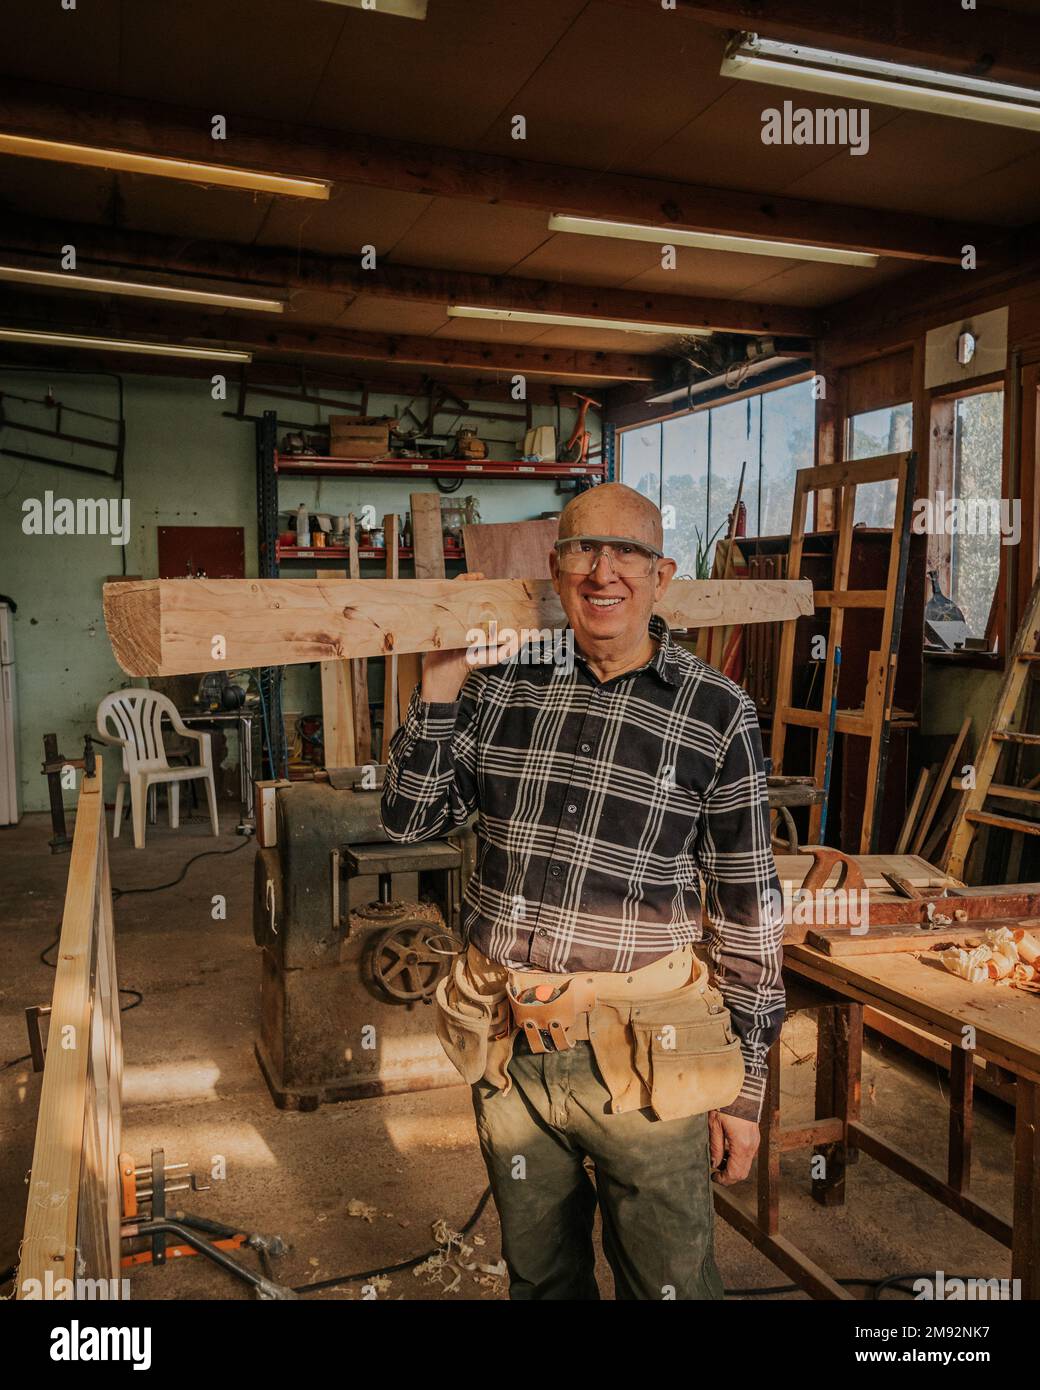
top-left (0, 328), bottom-right (252, 362)
top-left (0, 265), bottom-right (284, 312)
top-left (721, 34), bottom-right (1040, 132)
top-left (548, 213), bottom-right (877, 268)
top-left (0, 133), bottom-right (330, 199)
top-left (315, 0), bottom-right (427, 13)
top-left (447, 305), bottom-right (710, 336)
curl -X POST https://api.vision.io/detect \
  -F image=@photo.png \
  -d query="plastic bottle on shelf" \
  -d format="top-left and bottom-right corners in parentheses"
top-left (296, 503), bottom-right (311, 549)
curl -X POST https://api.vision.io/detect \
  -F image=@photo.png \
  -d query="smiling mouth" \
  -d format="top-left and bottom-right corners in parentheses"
top-left (582, 594), bottom-right (625, 609)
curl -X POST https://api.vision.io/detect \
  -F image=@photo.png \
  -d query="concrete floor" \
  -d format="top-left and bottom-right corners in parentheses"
top-left (0, 805), bottom-right (1019, 1301)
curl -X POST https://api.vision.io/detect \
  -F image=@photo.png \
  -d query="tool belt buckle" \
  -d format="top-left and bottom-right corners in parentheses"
top-left (507, 977), bottom-right (596, 1054)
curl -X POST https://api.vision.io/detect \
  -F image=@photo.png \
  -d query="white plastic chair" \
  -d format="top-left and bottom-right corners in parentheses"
top-left (96, 689), bottom-right (219, 849)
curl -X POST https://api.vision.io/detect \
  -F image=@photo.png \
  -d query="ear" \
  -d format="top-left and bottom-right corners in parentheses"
top-left (654, 556), bottom-right (678, 600)
top-left (549, 548), bottom-right (561, 596)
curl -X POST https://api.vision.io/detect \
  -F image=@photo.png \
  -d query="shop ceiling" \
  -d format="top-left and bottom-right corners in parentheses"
top-left (1, 0), bottom-right (1040, 394)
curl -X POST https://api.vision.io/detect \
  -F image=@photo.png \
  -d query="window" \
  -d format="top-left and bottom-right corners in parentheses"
top-left (846, 401), bottom-right (912, 526)
top-left (618, 378), bottom-right (814, 576)
top-left (950, 390), bottom-right (1004, 640)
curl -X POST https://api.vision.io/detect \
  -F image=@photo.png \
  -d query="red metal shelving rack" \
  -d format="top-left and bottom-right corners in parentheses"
top-left (274, 452), bottom-right (605, 480)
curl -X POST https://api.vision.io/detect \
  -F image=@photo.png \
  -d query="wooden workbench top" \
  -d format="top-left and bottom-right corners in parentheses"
top-left (785, 941), bottom-right (1040, 1083)
top-left (774, 853), bottom-right (951, 892)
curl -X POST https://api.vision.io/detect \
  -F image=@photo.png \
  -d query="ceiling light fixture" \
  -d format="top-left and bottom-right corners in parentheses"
top-left (0, 133), bottom-right (330, 199)
top-left (314, 0), bottom-right (427, 14)
top-left (0, 328), bottom-right (252, 362)
top-left (548, 213), bottom-right (877, 268)
top-left (447, 305), bottom-right (710, 336)
top-left (720, 33), bottom-right (1040, 132)
top-left (0, 265), bottom-right (285, 312)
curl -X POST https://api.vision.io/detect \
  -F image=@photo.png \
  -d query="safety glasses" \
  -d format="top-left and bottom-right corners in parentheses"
top-left (554, 535), bottom-right (663, 578)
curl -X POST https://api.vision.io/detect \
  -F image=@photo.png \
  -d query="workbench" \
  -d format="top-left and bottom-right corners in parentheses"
top-left (712, 853), bottom-right (1040, 1301)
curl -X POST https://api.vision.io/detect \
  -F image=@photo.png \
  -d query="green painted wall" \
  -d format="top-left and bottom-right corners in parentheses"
top-left (1, 368), bottom-right (587, 813)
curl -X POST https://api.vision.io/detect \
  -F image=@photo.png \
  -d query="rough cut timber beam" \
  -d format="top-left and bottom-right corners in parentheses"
top-left (0, 296), bottom-right (658, 382)
top-left (0, 214), bottom-right (819, 339)
top-left (610, 0), bottom-right (1040, 85)
top-left (102, 578), bottom-right (815, 677)
top-left (0, 80), bottom-right (975, 264)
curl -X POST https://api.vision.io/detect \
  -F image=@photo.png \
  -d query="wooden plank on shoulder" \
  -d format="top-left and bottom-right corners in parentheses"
top-left (103, 577), bottom-right (815, 676)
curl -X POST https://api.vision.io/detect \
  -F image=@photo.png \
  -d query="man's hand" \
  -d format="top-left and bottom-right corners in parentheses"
top-left (421, 572), bottom-right (512, 702)
top-left (708, 1111), bottom-right (760, 1186)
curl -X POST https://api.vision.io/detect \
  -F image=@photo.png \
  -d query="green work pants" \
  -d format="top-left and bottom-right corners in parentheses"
top-left (471, 1035), bottom-right (725, 1300)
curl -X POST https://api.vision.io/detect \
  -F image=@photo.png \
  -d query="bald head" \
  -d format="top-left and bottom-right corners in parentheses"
top-left (557, 482), bottom-right (664, 551)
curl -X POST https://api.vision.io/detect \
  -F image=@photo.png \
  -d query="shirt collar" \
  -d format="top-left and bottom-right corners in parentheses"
top-left (570, 612), bottom-right (682, 688)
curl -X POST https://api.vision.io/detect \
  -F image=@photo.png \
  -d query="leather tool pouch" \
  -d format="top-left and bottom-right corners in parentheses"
top-left (627, 982), bottom-right (745, 1122)
top-left (434, 957), bottom-right (506, 1085)
top-left (506, 978), bottom-right (597, 1054)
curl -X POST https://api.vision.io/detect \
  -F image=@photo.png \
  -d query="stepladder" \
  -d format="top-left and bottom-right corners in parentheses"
top-left (945, 568), bottom-right (1040, 881)
top-left (770, 451), bottom-right (917, 854)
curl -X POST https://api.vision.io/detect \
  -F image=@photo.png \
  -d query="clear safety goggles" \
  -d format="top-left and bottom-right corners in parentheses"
top-left (554, 535), bottom-right (663, 578)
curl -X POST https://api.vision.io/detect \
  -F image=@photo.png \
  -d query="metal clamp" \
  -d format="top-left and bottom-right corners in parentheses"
top-left (24, 1004), bottom-right (52, 1071)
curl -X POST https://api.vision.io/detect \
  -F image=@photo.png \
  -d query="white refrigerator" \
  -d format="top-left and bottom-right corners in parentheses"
top-left (0, 603), bottom-right (20, 825)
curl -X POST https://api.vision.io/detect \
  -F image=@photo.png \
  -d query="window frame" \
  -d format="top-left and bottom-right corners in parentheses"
top-left (615, 370), bottom-right (817, 559)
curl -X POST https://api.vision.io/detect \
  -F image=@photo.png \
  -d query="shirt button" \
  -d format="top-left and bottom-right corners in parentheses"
top-left (580, 742), bottom-right (591, 752)
top-left (537, 928), bottom-right (548, 937)
top-left (567, 803), bottom-right (577, 814)
top-left (550, 865), bottom-right (561, 876)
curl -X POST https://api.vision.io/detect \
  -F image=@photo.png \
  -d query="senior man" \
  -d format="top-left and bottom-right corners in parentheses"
top-left (380, 482), bottom-right (784, 1300)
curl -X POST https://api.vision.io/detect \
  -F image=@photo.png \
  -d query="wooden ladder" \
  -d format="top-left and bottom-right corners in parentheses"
top-left (770, 451), bottom-right (916, 854)
top-left (945, 569), bottom-right (1040, 881)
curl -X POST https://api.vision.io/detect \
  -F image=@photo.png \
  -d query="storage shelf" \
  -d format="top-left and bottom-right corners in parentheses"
top-left (274, 451), bottom-right (603, 479)
top-left (276, 544), bottom-right (465, 562)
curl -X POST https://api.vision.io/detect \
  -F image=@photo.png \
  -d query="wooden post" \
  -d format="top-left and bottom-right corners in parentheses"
top-left (381, 513), bottom-right (400, 762)
top-left (348, 513), bottom-right (372, 765)
top-left (18, 771), bottom-right (122, 1295)
top-left (319, 567), bottom-right (357, 767)
top-left (397, 492), bottom-right (441, 724)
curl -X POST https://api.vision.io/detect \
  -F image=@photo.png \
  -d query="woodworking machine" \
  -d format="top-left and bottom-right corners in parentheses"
top-left (252, 769), bottom-right (476, 1110)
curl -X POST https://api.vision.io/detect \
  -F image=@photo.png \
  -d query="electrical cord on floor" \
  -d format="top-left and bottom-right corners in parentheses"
top-left (726, 1272), bottom-right (942, 1298)
top-left (291, 1184), bottom-right (493, 1295)
top-left (111, 835), bottom-right (251, 899)
top-left (2, 841), bottom-right (247, 1074)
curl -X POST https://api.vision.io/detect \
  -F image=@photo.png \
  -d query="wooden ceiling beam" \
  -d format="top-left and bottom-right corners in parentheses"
top-left (0, 297), bottom-right (661, 383)
top-left (0, 348), bottom-right (582, 405)
top-left (0, 214), bottom-right (819, 339)
top-left (0, 79), bottom-right (978, 263)
top-left (609, 0), bottom-right (1040, 85)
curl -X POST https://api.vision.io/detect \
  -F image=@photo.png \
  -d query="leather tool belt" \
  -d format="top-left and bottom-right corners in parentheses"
top-left (434, 941), bottom-right (745, 1121)
top-left (506, 977), bottom-right (598, 1054)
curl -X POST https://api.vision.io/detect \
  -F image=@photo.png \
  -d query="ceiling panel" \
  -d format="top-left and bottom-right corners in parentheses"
top-left (388, 201), bottom-right (550, 273)
top-left (506, 232), bottom-right (662, 285)
top-left (116, 0), bottom-right (338, 120)
top-left (430, 318), bottom-right (548, 345)
top-left (0, 0), bottom-right (122, 89)
top-left (638, 81), bottom-right (904, 194)
top-left (0, 157), bottom-right (117, 226)
top-left (253, 184), bottom-right (433, 255)
top-left (618, 248), bottom-right (805, 297)
top-left (784, 109), bottom-right (1040, 224)
top-left (305, 0), bottom-right (587, 146)
top-left (116, 174), bottom-right (273, 243)
top-left (964, 147), bottom-right (1040, 228)
top-left (524, 325), bottom-right (677, 352)
top-left (333, 297), bottom-right (451, 335)
top-left (732, 258), bottom-right (912, 308)
top-left (474, 5), bottom-right (730, 170)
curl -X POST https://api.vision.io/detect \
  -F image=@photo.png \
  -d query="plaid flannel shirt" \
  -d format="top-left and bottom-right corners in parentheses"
top-left (380, 613), bottom-right (785, 1121)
